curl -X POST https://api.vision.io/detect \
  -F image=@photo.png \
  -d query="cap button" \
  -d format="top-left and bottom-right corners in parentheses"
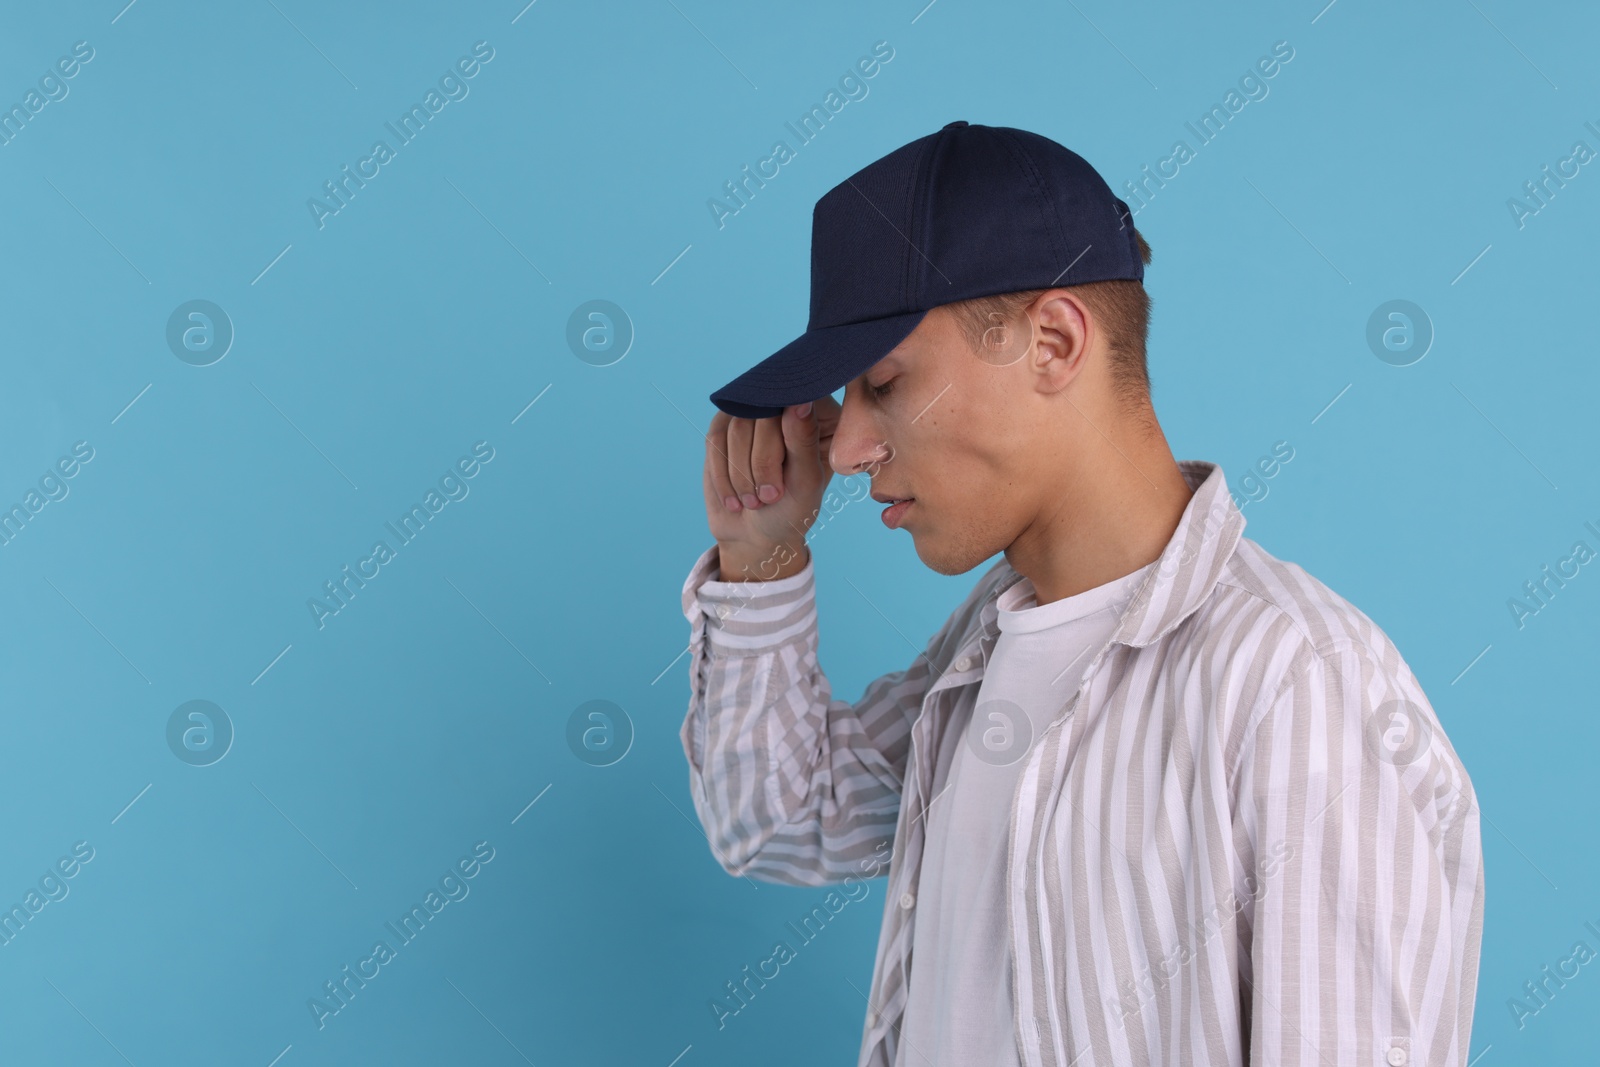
top-left (942, 120), bottom-right (969, 129)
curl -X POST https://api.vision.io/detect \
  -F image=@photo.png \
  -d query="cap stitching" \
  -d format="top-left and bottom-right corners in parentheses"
top-left (910, 130), bottom-right (952, 307)
top-left (995, 128), bottom-right (1068, 279)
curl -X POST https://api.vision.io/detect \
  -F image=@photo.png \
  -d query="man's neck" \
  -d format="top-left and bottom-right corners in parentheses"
top-left (1003, 419), bottom-right (1195, 606)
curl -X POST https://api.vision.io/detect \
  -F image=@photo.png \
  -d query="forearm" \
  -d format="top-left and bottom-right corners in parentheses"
top-left (683, 638), bottom-right (904, 886)
top-left (679, 543), bottom-right (911, 886)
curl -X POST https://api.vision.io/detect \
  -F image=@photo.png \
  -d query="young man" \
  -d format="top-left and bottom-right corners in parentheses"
top-left (679, 121), bottom-right (1483, 1067)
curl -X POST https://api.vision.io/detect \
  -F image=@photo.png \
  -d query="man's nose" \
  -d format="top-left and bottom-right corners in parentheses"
top-left (828, 397), bottom-right (890, 476)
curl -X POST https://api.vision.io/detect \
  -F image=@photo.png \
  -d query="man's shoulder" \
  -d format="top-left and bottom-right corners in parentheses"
top-left (1207, 538), bottom-right (1478, 836)
top-left (1208, 535), bottom-right (1401, 663)
top-left (1195, 536), bottom-right (1434, 726)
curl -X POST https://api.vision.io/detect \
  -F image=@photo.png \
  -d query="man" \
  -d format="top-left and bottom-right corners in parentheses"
top-left (678, 121), bottom-right (1483, 1066)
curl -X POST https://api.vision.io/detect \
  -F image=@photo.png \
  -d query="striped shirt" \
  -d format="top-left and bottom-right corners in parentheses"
top-left (679, 459), bottom-right (1484, 1067)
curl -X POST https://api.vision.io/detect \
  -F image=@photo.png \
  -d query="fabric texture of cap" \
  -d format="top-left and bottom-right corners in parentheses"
top-left (708, 120), bottom-right (1143, 419)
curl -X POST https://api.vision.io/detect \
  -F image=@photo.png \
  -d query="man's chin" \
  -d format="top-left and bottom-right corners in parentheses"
top-left (909, 528), bottom-right (991, 577)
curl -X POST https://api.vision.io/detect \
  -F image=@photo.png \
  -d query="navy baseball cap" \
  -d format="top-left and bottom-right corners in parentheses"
top-left (709, 120), bottom-right (1143, 419)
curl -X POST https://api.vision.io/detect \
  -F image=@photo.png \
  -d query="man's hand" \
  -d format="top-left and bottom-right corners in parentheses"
top-left (701, 396), bottom-right (842, 582)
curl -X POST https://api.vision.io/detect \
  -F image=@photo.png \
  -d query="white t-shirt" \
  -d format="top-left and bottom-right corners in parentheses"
top-left (896, 561), bottom-right (1152, 1067)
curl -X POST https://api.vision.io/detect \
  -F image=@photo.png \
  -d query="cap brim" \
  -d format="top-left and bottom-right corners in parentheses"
top-left (709, 309), bottom-right (930, 419)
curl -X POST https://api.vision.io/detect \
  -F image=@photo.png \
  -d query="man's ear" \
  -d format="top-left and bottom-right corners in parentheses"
top-left (1031, 292), bottom-right (1089, 394)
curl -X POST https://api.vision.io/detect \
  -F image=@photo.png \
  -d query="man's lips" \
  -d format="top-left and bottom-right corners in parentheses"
top-left (873, 493), bottom-right (914, 529)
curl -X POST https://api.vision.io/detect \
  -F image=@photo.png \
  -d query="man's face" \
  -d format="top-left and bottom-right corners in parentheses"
top-left (829, 304), bottom-right (1041, 576)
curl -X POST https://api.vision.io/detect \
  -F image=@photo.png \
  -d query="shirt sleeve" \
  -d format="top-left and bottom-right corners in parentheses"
top-left (677, 542), bottom-right (972, 887)
top-left (1236, 640), bottom-right (1485, 1067)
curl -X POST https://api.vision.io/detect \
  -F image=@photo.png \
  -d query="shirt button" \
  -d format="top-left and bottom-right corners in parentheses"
top-left (899, 892), bottom-right (915, 910)
top-left (954, 656), bottom-right (972, 671)
top-left (1387, 1049), bottom-right (1407, 1066)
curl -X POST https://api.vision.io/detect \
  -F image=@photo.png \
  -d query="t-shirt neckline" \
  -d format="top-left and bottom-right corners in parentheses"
top-left (996, 562), bottom-right (1152, 635)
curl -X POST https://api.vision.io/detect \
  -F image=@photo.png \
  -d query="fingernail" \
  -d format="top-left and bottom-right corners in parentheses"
top-left (741, 493), bottom-right (759, 509)
top-left (758, 484), bottom-right (779, 502)
top-left (724, 495), bottom-right (742, 511)
top-left (797, 402), bottom-right (813, 418)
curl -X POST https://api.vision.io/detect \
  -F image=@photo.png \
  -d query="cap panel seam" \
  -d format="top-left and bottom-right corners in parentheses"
top-left (994, 128), bottom-right (1066, 279)
top-left (909, 131), bottom-right (950, 308)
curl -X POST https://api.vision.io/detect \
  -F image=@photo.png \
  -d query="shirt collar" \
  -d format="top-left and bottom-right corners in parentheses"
top-left (976, 460), bottom-right (1245, 650)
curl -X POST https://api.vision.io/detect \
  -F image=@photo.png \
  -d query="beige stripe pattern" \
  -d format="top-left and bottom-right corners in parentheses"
top-left (679, 460), bottom-right (1483, 1067)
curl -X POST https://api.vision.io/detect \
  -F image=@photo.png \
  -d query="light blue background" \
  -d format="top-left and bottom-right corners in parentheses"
top-left (0, 0), bottom-right (1595, 1063)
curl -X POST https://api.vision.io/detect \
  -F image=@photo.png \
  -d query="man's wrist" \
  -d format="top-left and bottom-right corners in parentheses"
top-left (716, 540), bottom-right (810, 583)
